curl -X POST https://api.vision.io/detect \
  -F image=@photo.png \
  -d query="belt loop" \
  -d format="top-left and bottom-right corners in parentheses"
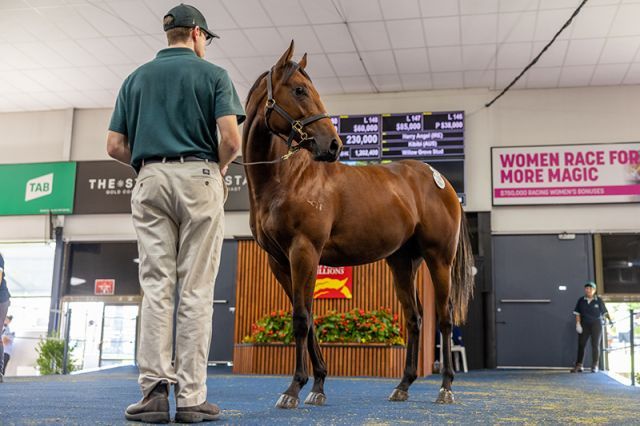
top-left (162, 157), bottom-right (166, 164)
top-left (142, 159), bottom-right (145, 166)
top-left (205, 158), bottom-right (209, 163)
top-left (180, 156), bottom-right (184, 164)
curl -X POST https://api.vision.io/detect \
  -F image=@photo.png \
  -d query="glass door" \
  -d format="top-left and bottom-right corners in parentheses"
top-left (66, 301), bottom-right (104, 371)
top-left (99, 304), bottom-right (138, 367)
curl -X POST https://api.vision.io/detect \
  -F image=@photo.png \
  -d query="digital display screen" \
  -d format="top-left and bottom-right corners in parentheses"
top-left (331, 111), bottom-right (465, 200)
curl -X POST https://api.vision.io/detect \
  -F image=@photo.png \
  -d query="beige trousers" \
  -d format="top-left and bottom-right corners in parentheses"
top-left (131, 160), bottom-right (226, 407)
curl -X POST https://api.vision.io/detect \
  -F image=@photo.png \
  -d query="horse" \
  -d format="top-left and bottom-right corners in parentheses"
top-left (241, 40), bottom-right (474, 408)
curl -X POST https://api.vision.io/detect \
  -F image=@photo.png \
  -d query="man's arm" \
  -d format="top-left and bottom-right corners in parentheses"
top-left (216, 115), bottom-right (241, 175)
top-left (106, 131), bottom-right (131, 165)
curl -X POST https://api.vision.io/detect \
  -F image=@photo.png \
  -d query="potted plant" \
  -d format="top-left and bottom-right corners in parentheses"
top-left (35, 335), bottom-right (76, 375)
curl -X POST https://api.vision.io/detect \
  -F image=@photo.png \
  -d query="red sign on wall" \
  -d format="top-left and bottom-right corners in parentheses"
top-left (94, 279), bottom-right (115, 295)
top-left (314, 266), bottom-right (353, 299)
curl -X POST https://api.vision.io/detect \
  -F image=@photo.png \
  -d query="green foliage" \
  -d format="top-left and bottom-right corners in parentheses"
top-left (35, 336), bottom-right (76, 375)
top-left (243, 308), bottom-right (405, 346)
top-left (243, 309), bottom-right (293, 344)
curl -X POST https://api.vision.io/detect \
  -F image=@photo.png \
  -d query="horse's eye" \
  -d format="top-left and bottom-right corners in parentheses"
top-left (294, 87), bottom-right (306, 96)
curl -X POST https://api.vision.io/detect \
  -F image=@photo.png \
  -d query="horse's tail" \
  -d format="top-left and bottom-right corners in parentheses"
top-left (450, 209), bottom-right (475, 326)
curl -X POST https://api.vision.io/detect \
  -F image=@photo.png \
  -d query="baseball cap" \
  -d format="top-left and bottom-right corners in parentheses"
top-left (163, 4), bottom-right (219, 40)
top-left (584, 281), bottom-right (596, 289)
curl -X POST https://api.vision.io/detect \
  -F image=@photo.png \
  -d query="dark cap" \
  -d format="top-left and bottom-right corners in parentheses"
top-left (584, 281), bottom-right (596, 289)
top-left (163, 4), bottom-right (219, 40)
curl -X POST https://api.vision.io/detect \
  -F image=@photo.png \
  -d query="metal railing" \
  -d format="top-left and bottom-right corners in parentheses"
top-left (603, 309), bottom-right (638, 386)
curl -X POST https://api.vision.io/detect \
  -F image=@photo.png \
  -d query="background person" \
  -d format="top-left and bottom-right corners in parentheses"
top-left (2, 315), bottom-right (14, 375)
top-left (571, 282), bottom-right (612, 373)
top-left (0, 252), bottom-right (10, 383)
top-left (107, 3), bottom-right (243, 423)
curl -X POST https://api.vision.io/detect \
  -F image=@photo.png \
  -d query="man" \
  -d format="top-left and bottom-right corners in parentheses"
top-left (0, 252), bottom-right (10, 383)
top-left (107, 4), bottom-right (244, 423)
top-left (571, 282), bottom-right (612, 373)
top-left (2, 315), bottom-right (14, 375)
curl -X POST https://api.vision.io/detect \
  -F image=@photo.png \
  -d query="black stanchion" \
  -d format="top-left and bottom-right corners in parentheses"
top-left (602, 323), bottom-right (608, 371)
top-left (62, 308), bottom-right (72, 375)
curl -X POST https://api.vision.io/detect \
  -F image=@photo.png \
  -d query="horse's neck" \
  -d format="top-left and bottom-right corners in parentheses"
top-left (243, 118), bottom-right (312, 199)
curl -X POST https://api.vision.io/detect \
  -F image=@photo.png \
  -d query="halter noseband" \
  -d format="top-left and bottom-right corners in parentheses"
top-left (264, 66), bottom-right (330, 156)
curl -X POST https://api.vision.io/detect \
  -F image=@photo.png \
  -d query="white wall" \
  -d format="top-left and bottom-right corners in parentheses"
top-left (1, 84), bottom-right (639, 241)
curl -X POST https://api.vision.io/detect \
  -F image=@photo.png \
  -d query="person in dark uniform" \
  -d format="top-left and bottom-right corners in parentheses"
top-left (571, 282), bottom-right (612, 373)
top-left (0, 252), bottom-right (10, 383)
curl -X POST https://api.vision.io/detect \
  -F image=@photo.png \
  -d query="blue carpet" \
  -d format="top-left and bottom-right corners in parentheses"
top-left (1, 368), bottom-right (638, 425)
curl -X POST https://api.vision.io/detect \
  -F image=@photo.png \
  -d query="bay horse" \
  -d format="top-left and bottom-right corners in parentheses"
top-left (242, 41), bottom-right (474, 408)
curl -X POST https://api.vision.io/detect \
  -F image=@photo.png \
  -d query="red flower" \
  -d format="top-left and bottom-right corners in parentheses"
top-left (359, 309), bottom-right (365, 316)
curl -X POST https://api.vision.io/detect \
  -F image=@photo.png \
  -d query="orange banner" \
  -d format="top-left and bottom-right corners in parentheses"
top-left (314, 265), bottom-right (353, 299)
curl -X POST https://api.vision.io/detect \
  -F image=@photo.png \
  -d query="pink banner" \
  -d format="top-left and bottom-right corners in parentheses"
top-left (492, 143), bottom-right (640, 205)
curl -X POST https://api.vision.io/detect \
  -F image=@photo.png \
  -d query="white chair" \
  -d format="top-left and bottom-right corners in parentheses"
top-left (438, 332), bottom-right (468, 373)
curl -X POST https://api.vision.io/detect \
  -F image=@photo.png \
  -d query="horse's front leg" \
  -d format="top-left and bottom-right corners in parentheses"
top-left (275, 239), bottom-right (320, 409)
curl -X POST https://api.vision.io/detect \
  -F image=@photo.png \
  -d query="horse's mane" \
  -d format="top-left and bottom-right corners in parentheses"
top-left (246, 70), bottom-right (268, 105)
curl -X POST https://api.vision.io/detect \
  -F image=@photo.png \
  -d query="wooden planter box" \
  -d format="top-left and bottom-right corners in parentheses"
top-left (233, 343), bottom-right (406, 377)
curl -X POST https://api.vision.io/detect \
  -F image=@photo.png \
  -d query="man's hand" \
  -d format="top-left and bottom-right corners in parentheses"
top-left (220, 165), bottom-right (228, 176)
top-left (576, 323), bottom-right (583, 334)
top-left (106, 131), bottom-right (131, 165)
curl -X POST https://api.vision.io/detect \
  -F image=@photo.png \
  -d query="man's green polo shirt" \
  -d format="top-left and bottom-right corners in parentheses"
top-left (109, 48), bottom-right (246, 172)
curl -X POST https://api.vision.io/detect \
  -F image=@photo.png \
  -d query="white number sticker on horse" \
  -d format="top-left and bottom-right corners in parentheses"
top-left (430, 166), bottom-right (446, 189)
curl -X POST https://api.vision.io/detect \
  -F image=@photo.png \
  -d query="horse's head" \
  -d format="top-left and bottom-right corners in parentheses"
top-left (263, 40), bottom-right (342, 162)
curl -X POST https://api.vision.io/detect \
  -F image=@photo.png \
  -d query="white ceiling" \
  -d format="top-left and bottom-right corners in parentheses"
top-left (2, 0), bottom-right (640, 111)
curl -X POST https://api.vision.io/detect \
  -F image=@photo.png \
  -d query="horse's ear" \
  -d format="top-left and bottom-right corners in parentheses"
top-left (276, 40), bottom-right (295, 68)
top-left (298, 52), bottom-right (307, 69)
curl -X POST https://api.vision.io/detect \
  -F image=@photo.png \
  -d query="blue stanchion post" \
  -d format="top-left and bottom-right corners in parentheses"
top-left (631, 309), bottom-right (635, 387)
top-left (62, 308), bottom-right (72, 375)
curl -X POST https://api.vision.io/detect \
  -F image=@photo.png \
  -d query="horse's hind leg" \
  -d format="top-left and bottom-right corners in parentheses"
top-left (426, 257), bottom-right (456, 404)
top-left (386, 249), bottom-right (423, 402)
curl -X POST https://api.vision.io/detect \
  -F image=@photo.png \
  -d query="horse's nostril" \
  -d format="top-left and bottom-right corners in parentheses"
top-left (329, 139), bottom-right (340, 154)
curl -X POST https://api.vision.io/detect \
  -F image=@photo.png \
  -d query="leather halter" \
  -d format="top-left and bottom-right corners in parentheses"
top-left (264, 65), bottom-right (330, 156)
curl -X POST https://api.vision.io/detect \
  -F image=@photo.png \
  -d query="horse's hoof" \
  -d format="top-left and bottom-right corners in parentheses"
top-left (435, 388), bottom-right (454, 404)
top-left (388, 388), bottom-right (409, 401)
top-left (275, 393), bottom-right (300, 409)
top-left (304, 392), bottom-right (327, 406)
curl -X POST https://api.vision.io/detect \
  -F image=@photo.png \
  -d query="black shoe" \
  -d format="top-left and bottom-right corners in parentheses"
top-left (570, 363), bottom-right (584, 373)
top-left (175, 401), bottom-right (221, 423)
top-left (125, 381), bottom-right (170, 423)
